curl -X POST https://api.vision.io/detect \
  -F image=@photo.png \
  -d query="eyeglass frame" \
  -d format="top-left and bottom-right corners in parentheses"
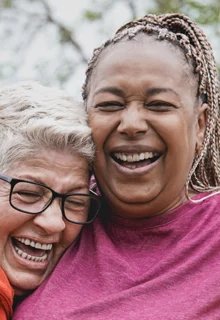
top-left (0, 173), bottom-right (100, 225)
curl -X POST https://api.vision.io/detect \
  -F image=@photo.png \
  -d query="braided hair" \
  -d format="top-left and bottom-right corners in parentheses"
top-left (83, 13), bottom-right (220, 196)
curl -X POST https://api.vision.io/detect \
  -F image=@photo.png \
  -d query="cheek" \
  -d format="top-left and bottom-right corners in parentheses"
top-left (0, 188), bottom-right (10, 198)
top-left (155, 113), bottom-right (196, 145)
top-left (61, 224), bottom-right (83, 248)
top-left (0, 212), bottom-right (30, 234)
top-left (163, 118), bottom-right (197, 171)
top-left (0, 212), bottom-right (30, 257)
top-left (89, 111), bottom-right (116, 147)
top-left (0, 202), bottom-right (15, 232)
top-left (179, 116), bottom-right (198, 150)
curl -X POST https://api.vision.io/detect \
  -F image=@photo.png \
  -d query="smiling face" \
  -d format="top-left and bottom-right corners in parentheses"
top-left (87, 36), bottom-right (207, 218)
top-left (0, 149), bottom-right (89, 295)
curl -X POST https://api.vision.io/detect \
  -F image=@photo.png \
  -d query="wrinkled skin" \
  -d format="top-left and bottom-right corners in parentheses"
top-left (0, 149), bottom-right (89, 295)
top-left (87, 37), bottom-right (207, 218)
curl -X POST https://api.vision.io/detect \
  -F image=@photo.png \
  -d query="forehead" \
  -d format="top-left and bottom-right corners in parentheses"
top-left (89, 36), bottom-right (197, 97)
top-left (8, 149), bottom-right (89, 181)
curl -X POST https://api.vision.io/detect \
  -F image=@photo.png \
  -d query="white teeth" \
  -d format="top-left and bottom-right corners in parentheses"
top-left (24, 239), bottom-right (30, 246)
top-left (133, 154), bottom-right (138, 161)
top-left (30, 240), bottom-right (35, 247)
top-left (13, 237), bottom-right (52, 263)
top-left (35, 242), bottom-right (42, 249)
top-left (14, 246), bottom-right (48, 262)
top-left (21, 252), bottom-right (27, 259)
top-left (114, 152), bottom-right (158, 162)
top-left (15, 237), bottom-right (52, 250)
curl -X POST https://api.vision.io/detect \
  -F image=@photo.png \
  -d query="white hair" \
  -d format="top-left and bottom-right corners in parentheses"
top-left (0, 81), bottom-right (94, 172)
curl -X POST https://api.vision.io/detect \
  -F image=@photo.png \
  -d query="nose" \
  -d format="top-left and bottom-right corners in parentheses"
top-left (33, 200), bottom-right (65, 234)
top-left (117, 105), bottom-right (148, 137)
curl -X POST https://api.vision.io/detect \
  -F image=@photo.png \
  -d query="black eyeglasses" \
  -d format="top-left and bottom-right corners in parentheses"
top-left (0, 173), bottom-right (100, 225)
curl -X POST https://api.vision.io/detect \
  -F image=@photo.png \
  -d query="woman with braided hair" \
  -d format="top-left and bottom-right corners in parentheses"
top-left (14, 13), bottom-right (220, 320)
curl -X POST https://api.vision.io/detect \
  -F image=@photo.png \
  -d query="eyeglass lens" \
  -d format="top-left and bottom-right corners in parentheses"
top-left (11, 181), bottom-right (99, 223)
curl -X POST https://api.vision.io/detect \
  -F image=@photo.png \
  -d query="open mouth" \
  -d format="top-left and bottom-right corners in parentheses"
top-left (111, 151), bottom-right (161, 169)
top-left (12, 237), bottom-right (53, 263)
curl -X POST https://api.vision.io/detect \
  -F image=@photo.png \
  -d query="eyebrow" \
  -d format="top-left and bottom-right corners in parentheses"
top-left (94, 86), bottom-right (179, 98)
top-left (17, 175), bottom-right (89, 192)
top-left (146, 87), bottom-right (179, 98)
top-left (18, 175), bottom-right (41, 184)
top-left (94, 86), bottom-right (125, 97)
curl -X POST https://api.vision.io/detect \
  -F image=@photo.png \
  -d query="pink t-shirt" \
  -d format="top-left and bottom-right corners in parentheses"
top-left (13, 193), bottom-right (220, 319)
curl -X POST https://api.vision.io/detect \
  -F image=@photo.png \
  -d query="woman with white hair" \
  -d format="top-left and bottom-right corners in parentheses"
top-left (0, 81), bottom-right (100, 319)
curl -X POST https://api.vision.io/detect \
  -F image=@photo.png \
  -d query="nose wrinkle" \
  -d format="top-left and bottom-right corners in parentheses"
top-left (118, 112), bottom-right (148, 137)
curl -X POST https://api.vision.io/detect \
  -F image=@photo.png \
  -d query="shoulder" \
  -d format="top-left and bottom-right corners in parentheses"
top-left (0, 268), bottom-right (14, 320)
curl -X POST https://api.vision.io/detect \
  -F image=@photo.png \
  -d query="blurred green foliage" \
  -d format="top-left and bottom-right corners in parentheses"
top-left (150, 0), bottom-right (220, 28)
top-left (83, 0), bottom-right (220, 72)
top-left (0, 0), bottom-right (12, 8)
top-left (84, 10), bottom-right (102, 21)
top-left (150, 0), bottom-right (220, 70)
top-left (0, 0), bottom-right (219, 88)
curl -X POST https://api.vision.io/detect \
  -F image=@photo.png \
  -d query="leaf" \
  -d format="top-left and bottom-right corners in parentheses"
top-left (84, 10), bottom-right (102, 21)
top-left (0, 0), bottom-right (12, 8)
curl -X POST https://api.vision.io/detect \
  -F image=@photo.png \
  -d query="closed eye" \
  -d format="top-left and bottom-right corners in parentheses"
top-left (17, 191), bottom-right (40, 196)
top-left (65, 196), bottom-right (89, 210)
top-left (13, 191), bottom-right (42, 204)
top-left (146, 101), bottom-right (176, 112)
top-left (95, 101), bottom-right (124, 112)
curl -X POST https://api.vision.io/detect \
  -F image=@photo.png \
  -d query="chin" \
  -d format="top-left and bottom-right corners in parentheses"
top-left (115, 189), bottom-right (158, 205)
top-left (110, 201), bottom-right (150, 219)
top-left (11, 274), bottom-right (45, 296)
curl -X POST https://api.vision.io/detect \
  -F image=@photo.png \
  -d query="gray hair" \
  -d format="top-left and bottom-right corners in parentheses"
top-left (0, 81), bottom-right (94, 172)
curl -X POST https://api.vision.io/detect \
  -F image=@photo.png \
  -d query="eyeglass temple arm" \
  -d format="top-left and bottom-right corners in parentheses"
top-left (0, 173), bottom-right (12, 183)
top-left (89, 189), bottom-right (99, 196)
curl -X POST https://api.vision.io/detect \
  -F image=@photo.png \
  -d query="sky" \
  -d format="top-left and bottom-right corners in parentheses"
top-left (0, 0), bottom-right (141, 99)
top-left (0, 0), bottom-right (219, 100)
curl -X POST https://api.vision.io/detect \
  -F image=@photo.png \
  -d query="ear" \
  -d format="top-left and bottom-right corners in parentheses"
top-left (195, 103), bottom-right (208, 151)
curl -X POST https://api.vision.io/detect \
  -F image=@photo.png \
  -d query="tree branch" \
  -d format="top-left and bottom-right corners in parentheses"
top-left (39, 0), bottom-right (88, 63)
